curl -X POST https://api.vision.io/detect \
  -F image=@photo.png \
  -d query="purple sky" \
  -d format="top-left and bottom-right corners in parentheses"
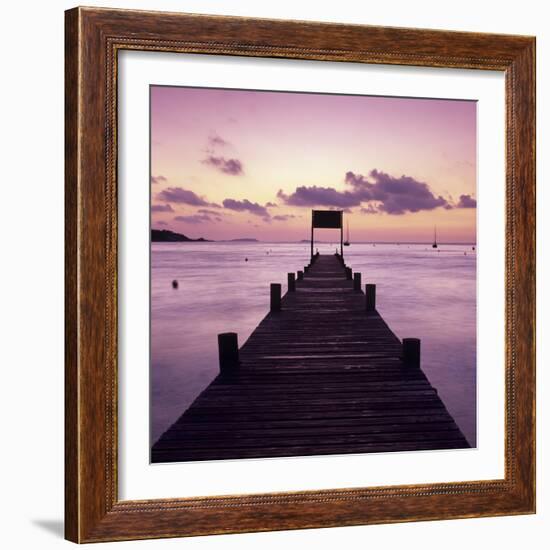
top-left (151, 86), bottom-right (476, 242)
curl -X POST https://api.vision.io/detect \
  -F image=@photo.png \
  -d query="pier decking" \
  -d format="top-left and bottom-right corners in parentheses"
top-left (152, 254), bottom-right (469, 463)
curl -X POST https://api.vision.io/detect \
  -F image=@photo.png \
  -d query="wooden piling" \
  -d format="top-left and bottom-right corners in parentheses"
top-left (365, 283), bottom-right (376, 311)
top-left (217, 332), bottom-right (239, 374)
top-left (270, 283), bottom-right (282, 312)
top-left (287, 273), bottom-right (296, 292)
top-left (403, 338), bottom-right (421, 367)
top-left (353, 272), bottom-right (362, 291)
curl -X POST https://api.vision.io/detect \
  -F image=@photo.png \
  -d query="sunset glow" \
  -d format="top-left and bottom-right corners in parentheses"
top-left (151, 86), bottom-right (477, 243)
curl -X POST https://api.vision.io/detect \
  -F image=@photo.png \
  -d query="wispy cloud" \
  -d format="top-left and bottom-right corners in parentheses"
top-left (151, 204), bottom-right (174, 212)
top-left (174, 213), bottom-right (218, 224)
top-left (203, 156), bottom-right (244, 176)
top-left (151, 175), bottom-right (167, 184)
top-left (202, 132), bottom-right (244, 175)
top-left (223, 198), bottom-right (269, 218)
top-left (456, 194), bottom-right (477, 208)
top-left (272, 214), bottom-right (297, 222)
top-left (208, 133), bottom-right (229, 148)
top-left (157, 187), bottom-right (216, 207)
top-left (197, 208), bottom-right (223, 217)
top-left (360, 205), bottom-right (378, 214)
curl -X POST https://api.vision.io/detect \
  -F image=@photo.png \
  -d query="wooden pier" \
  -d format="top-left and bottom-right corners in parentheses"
top-left (152, 253), bottom-right (469, 463)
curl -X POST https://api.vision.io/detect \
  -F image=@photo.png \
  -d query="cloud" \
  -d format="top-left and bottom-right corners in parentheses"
top-left (265, 202), bottom-right (278, 208)
top-left (196, 208), bottom-right (222, 222)
top-left (223, 198), bottom-right (269, 218)
top-left (360, 205), bottom-right (378, 214)
top-left (197, 209), bottom-right (222, 216)
top-left (154, 221), bottom-right (168, 227)
top-left (272, 214), bottom-right (297, 222)
top-left (151, 175), bottom-right (167, 184)
top-left (151, 204), bottom-right (174, 212)
top-left (203, 155), bottom-right (244, 176)
top-left (277, 170), bottom-right (450, 215)
top-left (346, 170), bottom-right (449, 214)
top-left (157, 187), bottom-right (214, 207)
top-left (174, 213), bottom-right (216, 224)
top-left (208, 133), bottom-right (229, 148)
top-left (277, 186), bottom-right (360, 208)
top-left (456, 194), bottom-right (477, 208)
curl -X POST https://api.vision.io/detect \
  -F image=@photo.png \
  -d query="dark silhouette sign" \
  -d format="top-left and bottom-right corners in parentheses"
top-left (312, 210), bottom-right (343, 228)
top-left (311, 210), bottom-right (344, 258)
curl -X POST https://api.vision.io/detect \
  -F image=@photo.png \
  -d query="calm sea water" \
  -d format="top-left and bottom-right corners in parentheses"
top-left (151, 242), bottom-right (477, 447)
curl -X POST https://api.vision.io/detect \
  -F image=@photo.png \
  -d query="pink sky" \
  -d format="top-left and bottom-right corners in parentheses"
top-left (151, 86), bottom-right (476, 243)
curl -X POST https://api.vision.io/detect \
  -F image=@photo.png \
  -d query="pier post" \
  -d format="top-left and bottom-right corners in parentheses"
top-left (288, 273), bottom-right (296, 292)
top-left (346, 267), bottom-right (353, 280)
top-left (297, 270), bottom-right (304, 281)
top-left (353, 272), bottom-right (362, 291)
top-left (403, 338), bottom-right (421, 367)
top-left (365, 284), bottom-right (376, 311)
top-left (218, 332), bottom-right (239, 374)
top-left (270, 283), bottom-right (282, 312)
top-left (310, 221), bottom-right (314, 261)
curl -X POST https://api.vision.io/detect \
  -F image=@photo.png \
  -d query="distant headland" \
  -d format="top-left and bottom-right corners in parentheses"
top-left (151, 229), bottom-right (210, 242)
top-left (151, 230), bottom-right (264, 243)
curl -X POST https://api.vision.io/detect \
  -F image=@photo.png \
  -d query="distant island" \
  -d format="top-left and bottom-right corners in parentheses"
top-left (299, 239), bottom-right (339, 243)
top-left (227, 238), bottom-right (259, 242)
top-left (151, 229), bottom-right (210, 242)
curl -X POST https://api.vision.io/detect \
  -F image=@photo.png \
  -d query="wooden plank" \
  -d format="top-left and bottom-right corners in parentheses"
top-left (152, 440), bottom-right (468, 462)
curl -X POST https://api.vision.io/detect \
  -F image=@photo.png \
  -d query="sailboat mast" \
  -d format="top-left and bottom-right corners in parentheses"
top-left (343, 217), bottom-right (350, 246)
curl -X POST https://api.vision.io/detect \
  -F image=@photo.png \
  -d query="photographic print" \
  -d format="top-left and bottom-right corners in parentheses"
top-left (65, 9), bottom-right (536, 540)
top-left (150, 85), bottom-right (477, 463)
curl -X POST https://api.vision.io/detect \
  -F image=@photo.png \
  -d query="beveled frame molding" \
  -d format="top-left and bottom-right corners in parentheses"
top-left (65, 6), bottom-right (535, 543)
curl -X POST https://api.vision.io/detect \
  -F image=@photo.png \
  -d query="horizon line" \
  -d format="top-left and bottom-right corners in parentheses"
top-left (153, 239), bottom-right (477, 245)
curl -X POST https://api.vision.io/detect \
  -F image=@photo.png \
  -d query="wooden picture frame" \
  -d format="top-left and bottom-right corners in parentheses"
top-left (65, 6), bottom-right (536, 543)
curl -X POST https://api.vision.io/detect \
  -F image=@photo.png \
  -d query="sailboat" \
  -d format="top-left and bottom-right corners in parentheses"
top-left (432, 226), bottom-right (438, 249)
top-left (344, 220), bottom-right (350, 246)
